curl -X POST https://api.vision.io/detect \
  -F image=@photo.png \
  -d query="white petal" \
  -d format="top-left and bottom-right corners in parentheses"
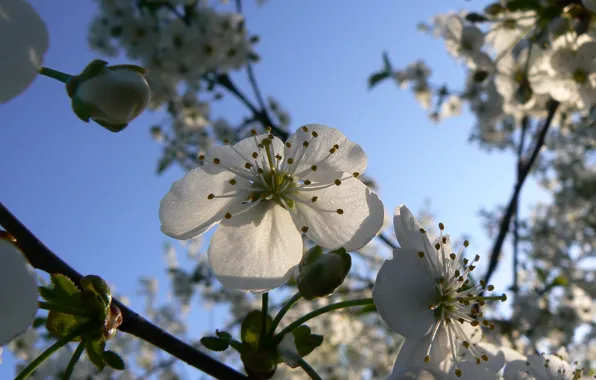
top-left (294, 177), bottom-right (383, 251)
top-left (0, 240), bottom-right (38, 344)
top-left (452, 361), bottom-right (498, 380)
top-left (373, 248), bottom-right (436, 338)
top-left (284, 124), bottom-right (367, 183)
top-left (391, 329), bottom-right (451, 378)
top-left (203, 133), bottom-right (285, 175)
top-left (159, 167), bottom-right (247, 240)
top-left (208, 202), bottom-right (303, 292)
top-left (394, 205), bottom-right (434, 252)
top-left (0, 0), bottom-right (49, 103)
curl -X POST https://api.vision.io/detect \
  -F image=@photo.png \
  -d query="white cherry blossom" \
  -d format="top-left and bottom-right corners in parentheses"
top-left (373, 205), bottom-right (506, 377)
top-left (0, 240), bottom-right (38, 345)
top-left (160, 124), bottom-right (384, 292)
top-left (0, 0), bottom-right (49, 103)
top-left (503, 353), bottom-right (588, 380)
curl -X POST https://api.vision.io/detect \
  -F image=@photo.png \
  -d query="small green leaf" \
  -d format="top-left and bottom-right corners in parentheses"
top-left (38, 286), bottom-right (57, 302)
top-left (46, 311), bottom-right (86, 340)
top-left (81, 275), bottom-right (112, 307)
top-left (382, 51), bottom-right (393, 72)
top-left (368, 71), bottom-right (391, 89)
top-left (216, 330), bottom-right (232, 340)
top-left (241, 310), bottom-right (272, 350)
top-left (71, 96), bottom-right (91, 122)
top-left (86, 339), bottom-right (106, 371)
top-left (51, 274), bottom-right (80, 297)
top-left (103, 350), bottom-right (126, 370)
top-left (292, 325), bottom-right (323, 358)
top-left (200, 337), bottom-right (230, 352)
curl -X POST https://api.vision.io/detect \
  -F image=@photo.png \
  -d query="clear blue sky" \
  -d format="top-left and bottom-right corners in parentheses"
top-left (0, 0), bottom-right (550, 377)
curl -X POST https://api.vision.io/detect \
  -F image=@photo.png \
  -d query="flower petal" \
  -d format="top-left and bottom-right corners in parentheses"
top-left (0, 240), bottom-right (38, 344)
top-left (394, 205), bottom-right (434, 252)
top-left (373, 248), bottom-right (436, 338)
top-left (284, 124), bottom-right (367, 183)
top-left (390, 328), bottom-right (451, 378)
top-left (294, 177), bottom-right (383, 251)
top-left (208, 201), bottom-right (303, 292)
top-left (203, 133), bottom-right (285, 175)
top-left (159, 167), bottom-right (248, 240)
top-left (0, 0), bottom-right (49, 103)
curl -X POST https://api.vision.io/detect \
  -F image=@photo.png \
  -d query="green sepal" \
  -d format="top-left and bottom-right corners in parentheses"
top-left (200, 337), bottom-right (230, 352)
top-left (241, 310), bottom-right (272, 350)
top-left (299, 246), bottom-right (323, 270)
top-left (103, 350), bottom-right (126, 370)
top-left (85, 339), bottom-right (107, 371)
top-left (108, 64), bottom-right (148, 76)
top-left (291, 325), bottom-right (323, 358)
top-left (94, 119), bottom-right (129, 133)
top-left (79, 59), bottom-right (109, 80)
top-left (72, 96), bottom-right (91, 123)
top-left (297, 248), bottom-right (352, 300)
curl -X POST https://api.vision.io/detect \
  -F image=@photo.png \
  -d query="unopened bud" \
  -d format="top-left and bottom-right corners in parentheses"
top-left (103, 303), bottom-right (123, 340)
top-left (515, 79), bottom-right (533, 105)
top-left (297, 247), bottom-right (351, 300)
top-left (66, 59), bottom-right (150, 132)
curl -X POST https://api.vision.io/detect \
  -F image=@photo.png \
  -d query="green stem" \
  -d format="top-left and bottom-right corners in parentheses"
top-left (62, 341), bottom-right (85, 380)
top-left (38, 301), bottom-right (90, 317)
top-left (268, 292), bottom-right (302, 339)
top-left (259, 292), bottom-right (269, 349)
top-left (39, 67), bottom-right (73, 83)
top-left (297, 357), bottom-right (323, 380)
top-left (275, 298), bottom-right (373, 343)
top-left (15, 324), bottom-right (87, 380)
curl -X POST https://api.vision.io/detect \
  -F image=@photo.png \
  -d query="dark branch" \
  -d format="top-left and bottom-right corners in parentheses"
top-left (0, 202), bottom-right (247, 380)
top-left (483, 100), bottom-right (560, 285)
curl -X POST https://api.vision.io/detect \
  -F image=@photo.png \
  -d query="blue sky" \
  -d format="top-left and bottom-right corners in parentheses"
top-left (0, 0), bottom-right (550, 377)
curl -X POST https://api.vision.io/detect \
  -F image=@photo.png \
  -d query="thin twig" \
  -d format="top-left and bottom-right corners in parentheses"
top-left (483, 100), bottom-right (559, 285)
top-left (0, 202), bottom-right (247, 380)
top-left (512, 117), bottom-right (529, 293)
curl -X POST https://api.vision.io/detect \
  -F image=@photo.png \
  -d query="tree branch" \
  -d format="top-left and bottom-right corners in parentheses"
top-left (0, 202), bottom-right (247, 380)
top-left (483, 100), bottom-right (559, 285)
top-left (511, 116), bottom-right (529, 293)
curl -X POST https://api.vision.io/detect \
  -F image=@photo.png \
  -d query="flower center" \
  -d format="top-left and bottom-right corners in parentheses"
top-left (417, 223), bottom-right (507, 377)
top-left (572, 69), bottom-right (587, 84)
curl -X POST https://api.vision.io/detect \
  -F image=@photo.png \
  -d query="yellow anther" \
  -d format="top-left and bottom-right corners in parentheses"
top-left (336, 209), bottom-right (344, 215)
top-left (229, 179), bottom-right (236, 185)
top-left (334, 179), bottom-right (342, 186)
top-left (225, 212), bottom-right (232, 219)
top-left (213, 158), bottom-right (221, 164)
top-left (311, 165), bottom-right (318, 171)
top-left (207, 194), bottom-right (215, 199)
top-left (424, 356), bottom-right (431, 363)
top-left (252, 152), bottom-right (258, 158)
top-left (353, 172), bottom-right (360, 177)
top-left (311, 196), bottom-right (318, 202)
top-left (450, 253), bottom-right (456, 260)
top-left (439, 222), bottom-right (445, 230)
top-left (304, 180), bottom-right (312, 185)
top-left (303, 141), bottom-right (309, 147)
top-left (302, 126), bottom-right (309, 132)
top-left (463, 240), bottom-right (469, 247)
top-left (301, 226), bottom-right (308, 233)
top-left (418, 251), bottom-right (425, 258)
top-left (245, 163), bottom-right (252, 169)
top-left (435, 243), bottom-right (441, 250)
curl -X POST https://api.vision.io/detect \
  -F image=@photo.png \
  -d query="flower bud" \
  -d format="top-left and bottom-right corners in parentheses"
top-left (66, 60), bottom-right (150, 132)
top-left (296, 247), bottom-right (352, 300)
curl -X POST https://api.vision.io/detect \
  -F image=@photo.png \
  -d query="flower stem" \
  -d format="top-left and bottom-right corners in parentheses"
top-left (38, 301), bottom-right (90, 317)
top-left (297, 356), bottom-right (323, 380)
top-left (268, 292), bottom-right (302, 339)
top-left (274, 298), bottom-right (374, 343)
top-left (62, 341), bottom-right (85, 380)
top-left (259, 292), bottom-right (269, 349)
top-left (39, 67), bottom-right (73, 83)
top-left (15, 324), bottom-right (88, 380)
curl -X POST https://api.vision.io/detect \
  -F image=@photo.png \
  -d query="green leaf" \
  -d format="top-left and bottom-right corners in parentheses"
top-left (51, 274), bottom-right (80, 297)
top-left (38, 286), bottom-right (58, 302)
top-left (382, 51), bottom-right (393, 72)
top-left (85, 339), bottom-right (106, 371)
top-left (46, 311), bottom-right (86, 340)
top-left (368, 70), bottom-right (391, 89)
top-left (200, 337), bottom-right (230, 352)
top-left (216, 330), bottom-right (232, 340)
top-left (241, 310), bottom-right (272, 350)
top-left (103, 350), bottom-right (126, 370)
top-left (81, 275), bottom-right (112, 308)
top-left (292, 325), bottom-right (323, 358)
